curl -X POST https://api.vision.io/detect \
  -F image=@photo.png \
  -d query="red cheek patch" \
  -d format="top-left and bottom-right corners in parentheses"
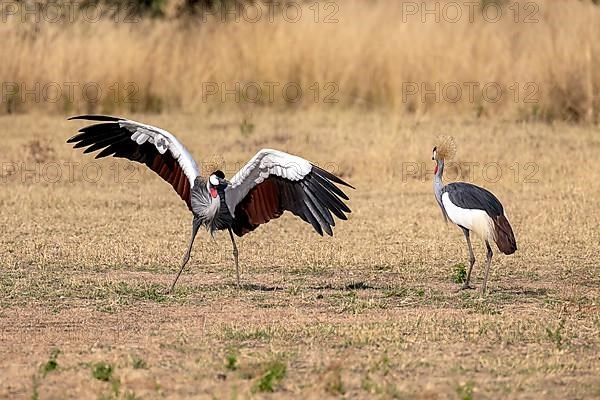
top-left (434, 164), bottom-right (438, 174)
top-left (210, 188), bottom-right (217, 198)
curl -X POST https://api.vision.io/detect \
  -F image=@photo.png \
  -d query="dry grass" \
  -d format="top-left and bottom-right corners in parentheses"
top-left (1, 0), bottom-right (600, 121)
top-left (0, 110), bottom-right (599, 399)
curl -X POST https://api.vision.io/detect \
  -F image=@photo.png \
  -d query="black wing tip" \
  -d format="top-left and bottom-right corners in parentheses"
top-left (67, 115), bottom-right (124, 143)
top-left (342, 181), bottom-right (356, 190)
top-left (312, 165), bottom-right (355, 190)
top-left (68, 114), bottom-right (123, 122)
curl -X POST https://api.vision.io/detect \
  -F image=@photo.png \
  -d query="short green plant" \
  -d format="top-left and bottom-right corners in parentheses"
top-left (239, 118), bottom-right (255, 137)
top-left (546, 319), bottom-right (566, 350)
top-left (223, 326), bottom-right (272, 341)
top-left (384, 288), bottom-right (408, 298)
top-left (92, 362), bottom-right (113, 381)
top-left (111, 377), bottom-right (121, 397)
top-left (31, 374), bottom-right (40, 400)
top-left (225, 350), bottom-right (238, 371)
top-left (114, 282), bottom-right (167, 303)
top-left (40, 348), bottom-right (61, 377)
top-left (324, 365), bottom-right (345, 395)
top-left (124, 391), bottom-right (140, 400)
top-left (452, 263), bottom-right (467, 284)
top-left (252, 360), bottom-right (286, 393)
top-left (456, 380), bottom-right (475, 400)
top-left (378, 353), bottom-right (392, 376)
top-left (361, 374), bottom-right (379, 394)
top-left (131, 355), bottom-right (148, 369)
top-left (287, 284), bottom-right (301, 296)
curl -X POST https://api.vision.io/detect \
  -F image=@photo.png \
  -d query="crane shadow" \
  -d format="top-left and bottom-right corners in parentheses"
top-left (237, 283), bottom-right (284, 292)
top-left (306, 281), bottom-right (378, 291)
top-left (495, 287), bottom-right (550, 297)
top-left (221, 281), bottom-right (378, 292)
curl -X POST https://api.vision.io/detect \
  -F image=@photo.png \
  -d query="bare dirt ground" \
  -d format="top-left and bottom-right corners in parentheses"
top-left (1, 111), bottom-right (599, 399)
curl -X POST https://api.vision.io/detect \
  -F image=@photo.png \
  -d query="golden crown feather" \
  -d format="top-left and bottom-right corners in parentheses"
top-left (200, 153), bottom-right (226, 178)
top-left (435, 135), bottom-right (457, 160)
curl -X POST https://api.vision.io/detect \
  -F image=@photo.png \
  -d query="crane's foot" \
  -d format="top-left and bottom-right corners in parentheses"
top-left (163, 285), bottom-right (176, 295)
top-left (459, 283), bottom-right (475, 291)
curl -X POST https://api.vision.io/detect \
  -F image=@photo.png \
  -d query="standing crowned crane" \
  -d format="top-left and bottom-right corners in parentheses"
top-left (432, 136), bottom-right (517, 295)
top-left (67, 115), bottom-right (353, 292)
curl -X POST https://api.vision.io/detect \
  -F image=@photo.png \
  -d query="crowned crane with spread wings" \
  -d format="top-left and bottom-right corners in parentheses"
top-left (67, 115), bottom-right (353, 292)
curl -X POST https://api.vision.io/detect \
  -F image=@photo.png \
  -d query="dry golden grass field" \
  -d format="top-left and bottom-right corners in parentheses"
top-left (1, 111), bottom-right (599, 399)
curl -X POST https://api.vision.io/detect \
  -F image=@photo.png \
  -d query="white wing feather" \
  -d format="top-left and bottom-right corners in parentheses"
top-left (225, 149), bottom-right (312, 215)
top-left (119, 119), bottom-right (200, 188)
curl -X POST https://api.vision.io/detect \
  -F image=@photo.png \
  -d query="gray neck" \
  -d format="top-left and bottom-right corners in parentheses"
top-left (190, 177), bottom-right (221, 232)
top-left (433, 159), bottom-right (444, 204)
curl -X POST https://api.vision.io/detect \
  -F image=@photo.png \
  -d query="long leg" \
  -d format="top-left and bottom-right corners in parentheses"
top-left (168, 218), bottom-right (201, 293)
top-left (481, 240), bottom-right (493, 296)
top-left (228, 228), bottom-right (240, 288)
top-left (461, 228), bottom-right (476, 290)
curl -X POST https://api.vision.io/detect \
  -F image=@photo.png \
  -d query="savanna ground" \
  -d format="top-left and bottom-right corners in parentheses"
top-left (1, 110), bottom-right (599, 399)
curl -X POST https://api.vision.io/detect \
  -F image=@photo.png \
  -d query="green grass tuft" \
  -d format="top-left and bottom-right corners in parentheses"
top-left (31, 374), bottom-right (39, 400)
top-left (384, 288), bottom-right (408, 298)
top-left (239, 118), bottom-right (255, 137)
top-left (252, 360), bottom-right (287, 393)
top-left (131, 355), bottom-right (148, 369)
top-left (40, 348), bottom-right (61, 377)
top-left (324, 365), bottom-right (345, 395)
top-left (452, 263), bottom-right (467, 284)
top-left (456, 380), bottom-right (475, 400)
top-left (225, 350), bottom-right (238, 371)
top-left (92, 362), bottom-right (113, 381)
top-left (124, 391), bottom-right (140, 400)
top-left (546, 319), bottom-right (567, 350)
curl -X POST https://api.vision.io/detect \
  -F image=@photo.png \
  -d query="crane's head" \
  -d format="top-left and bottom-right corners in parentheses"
top-left (208, 170), bottom-right (228, 198)
top-left (432, 135), bottom-right (456, 173)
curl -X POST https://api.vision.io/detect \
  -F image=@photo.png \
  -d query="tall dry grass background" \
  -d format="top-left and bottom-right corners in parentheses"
top-left (1, 0), bottom-right (599, 122)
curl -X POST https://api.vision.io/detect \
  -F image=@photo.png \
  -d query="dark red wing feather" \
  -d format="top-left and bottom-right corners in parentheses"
top-left (231, 170), bottom-right (351, 237)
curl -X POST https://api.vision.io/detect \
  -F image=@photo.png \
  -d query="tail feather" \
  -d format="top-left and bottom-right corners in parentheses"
top-left (493, 215), bottom-right (517, 255)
